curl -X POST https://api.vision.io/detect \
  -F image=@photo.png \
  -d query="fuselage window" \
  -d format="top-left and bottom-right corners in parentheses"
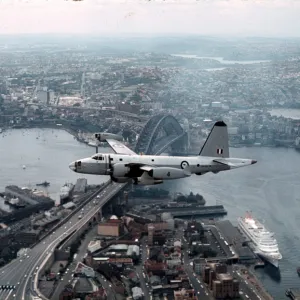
top-left (197, 164), bottom-right (200, 167)
top-left (110, 158), bottom-right (113, 161)
top-left (152, 159), bottom-right (154, 162)
top-left (119, 158), bottom-right (123, 161)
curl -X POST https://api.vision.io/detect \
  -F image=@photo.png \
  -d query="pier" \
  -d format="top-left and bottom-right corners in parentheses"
top-left (151, 205), bottom-right (227, 218)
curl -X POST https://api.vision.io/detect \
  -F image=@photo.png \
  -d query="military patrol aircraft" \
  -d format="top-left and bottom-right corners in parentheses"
top-left (69, 121), bottom-right (257, 185)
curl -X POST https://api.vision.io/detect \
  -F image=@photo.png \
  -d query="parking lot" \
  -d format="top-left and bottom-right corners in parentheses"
top-left (205, 229), bottom-right (227, 258)
top-left (204, 225), bottom-right (234, 258)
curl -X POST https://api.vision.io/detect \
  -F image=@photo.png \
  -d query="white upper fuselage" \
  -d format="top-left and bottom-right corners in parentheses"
top-left (69, 153), bottom-right (254, 176)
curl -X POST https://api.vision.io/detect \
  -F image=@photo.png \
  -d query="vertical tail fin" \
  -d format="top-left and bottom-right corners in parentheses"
top-left (199, 121), bottom-right (229, 158)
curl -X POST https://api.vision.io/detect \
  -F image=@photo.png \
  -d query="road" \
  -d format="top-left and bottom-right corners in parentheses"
top-left (0, 182), bottom-right (126, 300)
top-left (204, 225), bottom-right (266, 300)
top-left (50, 225), bottom-right (98, 300)
top-left (231, 267), bottom-right (264, 300)
top-left (135, 237), bottom-right (151, 300)
top-left (181, 226), bottom-right (264, 300)
top-left (181, 238), bottom-right (213, 300)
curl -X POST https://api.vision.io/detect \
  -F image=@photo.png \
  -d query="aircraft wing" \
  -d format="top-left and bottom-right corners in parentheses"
top-left (106, 139), bottom-right (137, 155)
top-left (139, 165), bottom-right (155, 172)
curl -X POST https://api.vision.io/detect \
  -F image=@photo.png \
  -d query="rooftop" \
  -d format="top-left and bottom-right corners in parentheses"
top-left (218, 273), bottom-right (233, 281)
top-left (216, 220), bottom-right (245, 245)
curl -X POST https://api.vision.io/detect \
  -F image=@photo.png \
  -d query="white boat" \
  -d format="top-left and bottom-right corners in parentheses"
top-left (60, 183), bottom-right (74, 201)
top-left (238, 212), bottom-right (282, 268)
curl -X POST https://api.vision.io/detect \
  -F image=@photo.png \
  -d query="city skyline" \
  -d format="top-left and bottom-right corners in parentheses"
top-left (0, 0), bottom-right (300, 37)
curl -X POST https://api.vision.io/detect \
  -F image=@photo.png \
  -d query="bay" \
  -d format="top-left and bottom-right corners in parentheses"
top-left (0, 128), bottom-right (109, 207)
top-left (1, 128), bottom-right (299, 298)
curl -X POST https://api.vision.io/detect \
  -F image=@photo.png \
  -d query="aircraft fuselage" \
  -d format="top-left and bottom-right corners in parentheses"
top-left (69, 153), bottom-right (254, 177)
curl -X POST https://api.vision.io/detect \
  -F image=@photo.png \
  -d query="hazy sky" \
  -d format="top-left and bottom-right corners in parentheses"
top-left (0, 0), bottom-right (300, 37)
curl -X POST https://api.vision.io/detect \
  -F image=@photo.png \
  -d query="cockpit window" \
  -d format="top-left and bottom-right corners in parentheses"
top-left (92, 155), bottom-right (103, 160)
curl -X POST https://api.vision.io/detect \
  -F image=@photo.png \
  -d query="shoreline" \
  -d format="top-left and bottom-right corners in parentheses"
top-left (2, 124), bottom-right (300, 152)
top-left (0, 124), bottom-right (286, 298)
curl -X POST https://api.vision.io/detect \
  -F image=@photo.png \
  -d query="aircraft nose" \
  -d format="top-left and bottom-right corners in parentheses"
top-left (251, 160), bottom-right (257, 165)
top-left (69, 161), bottom-right (76, 171)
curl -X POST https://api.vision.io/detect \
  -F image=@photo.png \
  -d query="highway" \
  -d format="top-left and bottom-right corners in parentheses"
top-left (50, 226), bottom-right (98, 300)
top-left (0, 182), bottom-right (126, 300)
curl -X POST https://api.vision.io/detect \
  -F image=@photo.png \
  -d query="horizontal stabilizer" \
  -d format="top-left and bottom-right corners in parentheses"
top-left (214, 158), bottom-right (257, 168)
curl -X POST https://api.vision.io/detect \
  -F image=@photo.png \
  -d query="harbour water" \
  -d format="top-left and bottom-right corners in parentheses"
top-left (0, 128), bottom-right (299, 298)
top-left (171, 54), bottom-right (271, 65)
top-left (0, 128), bottom-right (109, 206)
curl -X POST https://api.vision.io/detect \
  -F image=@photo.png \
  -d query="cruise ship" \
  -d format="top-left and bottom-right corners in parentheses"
top-left (60, 183), bottom-right (74, 203)
top-left (238, 212), bottom-right (282, 268)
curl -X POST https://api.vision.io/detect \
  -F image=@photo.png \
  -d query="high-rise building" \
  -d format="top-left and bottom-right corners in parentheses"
top-left (37, 88), bottom-right (48, 104)
top-left (37, 87), bottom-right (54, 105)
top-left (148, 224), bottom-right (155, 245)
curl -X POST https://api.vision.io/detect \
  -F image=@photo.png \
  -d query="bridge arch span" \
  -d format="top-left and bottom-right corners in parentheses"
top-left (135, 114), bottom-right (187, 155)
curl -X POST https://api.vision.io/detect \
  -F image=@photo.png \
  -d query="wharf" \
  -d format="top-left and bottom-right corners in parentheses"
top-left (215, 220), bottom-right (257, 263)
top-left (151, 205), bottom-right (227, 218)
top-left (286, 288), bottom-right (300, 300)
top-left (0, 185), bottom-right (54, 224)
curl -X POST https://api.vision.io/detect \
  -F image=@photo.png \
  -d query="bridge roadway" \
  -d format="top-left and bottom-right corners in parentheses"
top-left (0, 182), bottom-right (127, 300)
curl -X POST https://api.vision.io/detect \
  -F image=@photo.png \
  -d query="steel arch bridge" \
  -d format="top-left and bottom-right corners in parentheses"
top-left (134, 114), bottom-right (188, 155)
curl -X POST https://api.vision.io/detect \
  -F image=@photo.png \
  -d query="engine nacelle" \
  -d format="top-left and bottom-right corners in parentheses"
top-left (148, 167), bottom-right (191, 180)
top-left (95, 132), bottom-right (123, 142)
top-left (135, 178), bottom-right (163, 185)
top-left (111, 176), bottom-right (131, 183)
top-left (112, 163), bottom-right (130, 178)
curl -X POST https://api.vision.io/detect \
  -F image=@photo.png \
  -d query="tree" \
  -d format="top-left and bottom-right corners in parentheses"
top-left (195, 193), bottom-right (203, 201)
top-left (132, 253), bottom-right (139, 264)
top-left (131, 92), bottom-right (142, 102)
top-left (45, 269), bottom-right (51, 276)
top-left (187, 192), bottom-right (196, 202)
top-left (0, 258), bottom-right (5, 267)
top-left (120, 92), bottom-right (127, 100)
top-left (176, 194), bottom-right (186, 202)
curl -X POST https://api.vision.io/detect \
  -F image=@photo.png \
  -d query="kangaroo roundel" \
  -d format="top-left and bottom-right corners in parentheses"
top-left (181, 161), bottom-right (189, 169)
